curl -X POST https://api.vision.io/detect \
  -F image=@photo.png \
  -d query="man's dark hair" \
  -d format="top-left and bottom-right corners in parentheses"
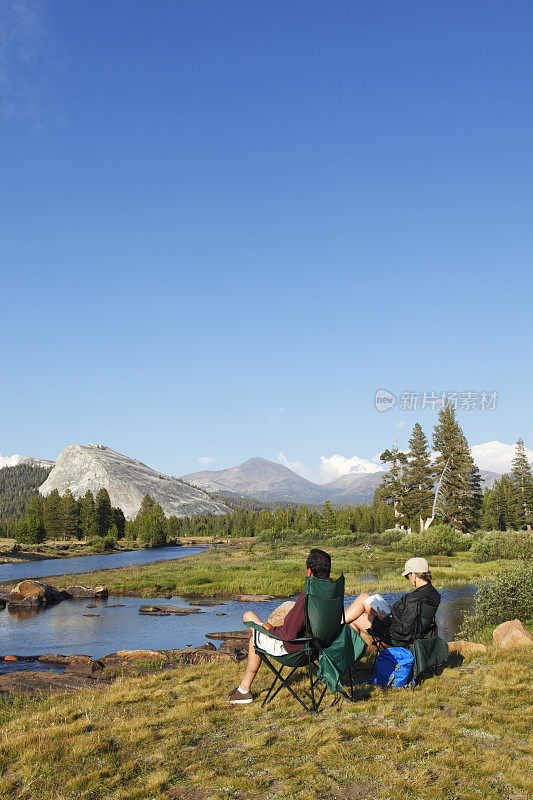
top-left (306, 549), bottom-right (331, 579)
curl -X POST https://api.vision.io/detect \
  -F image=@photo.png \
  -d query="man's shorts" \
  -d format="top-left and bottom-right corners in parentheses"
top-left (255, 630), bottom-right (290, 657)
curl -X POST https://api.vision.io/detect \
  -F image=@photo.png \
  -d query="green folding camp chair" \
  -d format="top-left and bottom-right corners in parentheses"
top-left (368, 600), bottom-right (439, 673)
top-left (244, 574), bottom-right (366, 713)
top-left (409, 602), bottom-right (448, 684)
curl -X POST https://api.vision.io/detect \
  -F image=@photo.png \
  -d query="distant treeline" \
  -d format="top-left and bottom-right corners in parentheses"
top-left (0, 464), bottom-right (52, 529)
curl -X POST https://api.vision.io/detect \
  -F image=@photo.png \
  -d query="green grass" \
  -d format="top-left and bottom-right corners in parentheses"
top-left (0, 646), bottom-right (531, 800)
top-left (28, 543), bottom-right (516, 598)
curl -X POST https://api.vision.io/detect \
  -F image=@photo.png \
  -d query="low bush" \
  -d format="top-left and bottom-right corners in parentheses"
top-left (394, 523), bottom-right (472, 556)
top-left (461, 562), bottom-right (533, 636)
top-left (470, 531), bottom-right (533, 562)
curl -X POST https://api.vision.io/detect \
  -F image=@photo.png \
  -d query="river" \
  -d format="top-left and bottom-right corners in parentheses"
top-left (0, 584), bottom-right (476, 674)
top-left (0, 545), bottom-right (205, 583)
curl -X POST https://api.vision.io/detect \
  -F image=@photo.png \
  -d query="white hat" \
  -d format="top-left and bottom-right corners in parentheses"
top-left (402, 557), bottom-right (429, 577)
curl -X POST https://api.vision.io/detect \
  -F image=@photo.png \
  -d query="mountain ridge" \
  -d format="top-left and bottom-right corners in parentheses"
top-left (39, 444), bottom-right (231, 519)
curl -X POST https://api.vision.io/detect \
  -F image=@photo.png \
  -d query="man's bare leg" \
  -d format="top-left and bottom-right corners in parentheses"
top-left (237, 610), bottom-right (264, 693)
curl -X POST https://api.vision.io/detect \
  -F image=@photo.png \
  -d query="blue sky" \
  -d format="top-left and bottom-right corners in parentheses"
top-left (1, 0), bottom-right (532, 480)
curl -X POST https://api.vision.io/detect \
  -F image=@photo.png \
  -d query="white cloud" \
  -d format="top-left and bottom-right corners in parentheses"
top-left (277, 452), bottom-right (315, 481)
top-left (471, 440), bottom-right (533, 474)
top-left (198, 456), bottom-right (215, 465)
top-left (318, 454), bottom-right (384, 482)
top-left (266, 408), bottom-right (286, 422)
top-left (277, 451), bottom-right (384, 483)
top-left (396, 420), bottom-right (407, 429)
top-left (0, 451), bottom-right (21, 468)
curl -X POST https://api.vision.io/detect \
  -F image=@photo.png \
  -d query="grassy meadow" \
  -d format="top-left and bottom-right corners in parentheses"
top-left (0, 646), bottom-right (531, 800)
top-left (34, 542), bottom-right (515, 599)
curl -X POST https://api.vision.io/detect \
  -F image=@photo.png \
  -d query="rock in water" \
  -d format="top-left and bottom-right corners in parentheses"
top-left (39, 443), bottom-right (232, 519)
top-left (65, 586), bottom-right (108, 599)
top-left (8, 580), bottom-right (65, 608)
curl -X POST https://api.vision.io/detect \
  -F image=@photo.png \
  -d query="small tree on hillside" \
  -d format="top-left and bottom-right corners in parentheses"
top-left (511, 438), bottom-right (533, 530)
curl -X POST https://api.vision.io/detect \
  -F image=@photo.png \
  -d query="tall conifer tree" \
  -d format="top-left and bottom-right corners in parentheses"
top-left (402, 423), bottom-right (434, 532)
top-left (95, 488), bottom-right (113, 536)
top-left (511, 438), bottom-right (533, 530)
top-left (80, 490), bottom-right (97, 538)
top-left (61, 490), bottom-right (79, 540)
top-left (378, 443), bottom-right (408, 528)
top-left (432, 403), bottom-right (482, 531)
top-left (44, 489), bottom-right (63, 540)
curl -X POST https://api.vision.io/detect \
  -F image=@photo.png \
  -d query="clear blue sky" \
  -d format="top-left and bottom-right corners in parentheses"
top-left (1, 0), bottom-right (532, 479)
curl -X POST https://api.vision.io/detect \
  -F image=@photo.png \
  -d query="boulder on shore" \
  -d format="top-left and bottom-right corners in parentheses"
top-left (8, 580), bottom-right (65, 608)
top-left (64, 586), bottom-right (108, 599)
top-left (65, 656), bottom-right (105, 678)
top-left (447, 640), bottom-right (488, 656)
top-left (268, 601), bottom-right (295, 626)
top-left (493, 619), bottom-right (533, 649)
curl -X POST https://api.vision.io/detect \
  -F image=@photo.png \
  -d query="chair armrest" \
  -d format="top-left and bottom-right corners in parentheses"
top-left (243, 620), bottom-right (310, 644)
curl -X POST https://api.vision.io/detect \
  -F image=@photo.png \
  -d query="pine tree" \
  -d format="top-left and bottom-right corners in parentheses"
top-left (44, 489), bottom-right (63, 540)
top-left (402, 423), bottom-right (434, 532)
top-left (61, 490), bottom-right (79, 540)
top-left (378, 443), bottom-right (408, 529)
top-left (95, 488), bottom-right (113, 536)
top-left (113, 507), bottom-right (126, 538)
top-left (79, 490), bottom-right (96, 538)
top-left (432, 403), bottom-right (482, 532)
top-left (320, 500), bottom-right (336, 535)
top-left (481, 479), bottom-right (517, 531)
top-left (137, 502), bottom-right (167, 548)
top-left (511, 438), bottom-right (533, 530)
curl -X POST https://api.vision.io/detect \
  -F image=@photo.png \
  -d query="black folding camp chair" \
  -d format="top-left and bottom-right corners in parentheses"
top-left (368, 601), bottom-right (448, 686)
top-left (244, 574), bottom-right (366, 713)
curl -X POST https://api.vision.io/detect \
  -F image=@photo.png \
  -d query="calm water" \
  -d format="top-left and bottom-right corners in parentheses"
top-left (0, 546), bottom-right (205, 583)
top-left (0, 585), bottom-right (476, 674)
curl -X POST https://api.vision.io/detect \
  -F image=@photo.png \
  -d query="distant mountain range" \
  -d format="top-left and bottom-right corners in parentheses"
top-left (182, 457), bottom-right (501, 504)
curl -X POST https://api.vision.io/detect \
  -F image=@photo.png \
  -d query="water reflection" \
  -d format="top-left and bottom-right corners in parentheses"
top-left (7, 606), bottom-right (43, 621)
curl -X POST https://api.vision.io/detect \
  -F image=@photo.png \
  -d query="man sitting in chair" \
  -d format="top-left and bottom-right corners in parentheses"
top-left (344, 556), bottom-right (440, 646)
top-left (228, 548), bottom-right (332, 704)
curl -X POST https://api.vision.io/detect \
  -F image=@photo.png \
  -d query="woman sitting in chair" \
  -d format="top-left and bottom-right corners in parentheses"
top-left (344, 557), bottom-right (440, 646)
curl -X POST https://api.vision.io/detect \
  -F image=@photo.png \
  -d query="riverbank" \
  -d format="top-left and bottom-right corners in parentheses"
top-left (0, 537), bottom-right (234, 566)
top-left (18, 543), bottom-right (514, 599)
top-left (0, 644), bottom-right (530, 800)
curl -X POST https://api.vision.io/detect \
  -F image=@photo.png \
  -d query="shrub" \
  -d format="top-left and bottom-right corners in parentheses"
top-left (103, 534), bottom-right (116, 551)
top-left (470, 531), bottom-right (533, 562)
top-left (395, 524), bottom-right (471, 556)
top-left (461, 562), bottom-right (533, 636)
top-left (89, 535), bottom-right (106, 553)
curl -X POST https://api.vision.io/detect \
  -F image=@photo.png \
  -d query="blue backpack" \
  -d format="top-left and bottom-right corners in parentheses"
top-left (374, 647), bottom-right (414, 688)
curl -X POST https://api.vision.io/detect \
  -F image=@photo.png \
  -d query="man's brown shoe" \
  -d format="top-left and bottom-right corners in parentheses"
top-left (228, 687), bottom-right (253, 704)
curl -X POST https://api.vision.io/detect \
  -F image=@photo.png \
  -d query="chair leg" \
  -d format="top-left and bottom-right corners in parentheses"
top-left (262, 668), bottom-right (282, 707)
top-left (308, 651), bottom-right (317, 712)
top-left (258, 656), bottom-right (313, 713)
top-left (264, 666), bottom-right (299, 706)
